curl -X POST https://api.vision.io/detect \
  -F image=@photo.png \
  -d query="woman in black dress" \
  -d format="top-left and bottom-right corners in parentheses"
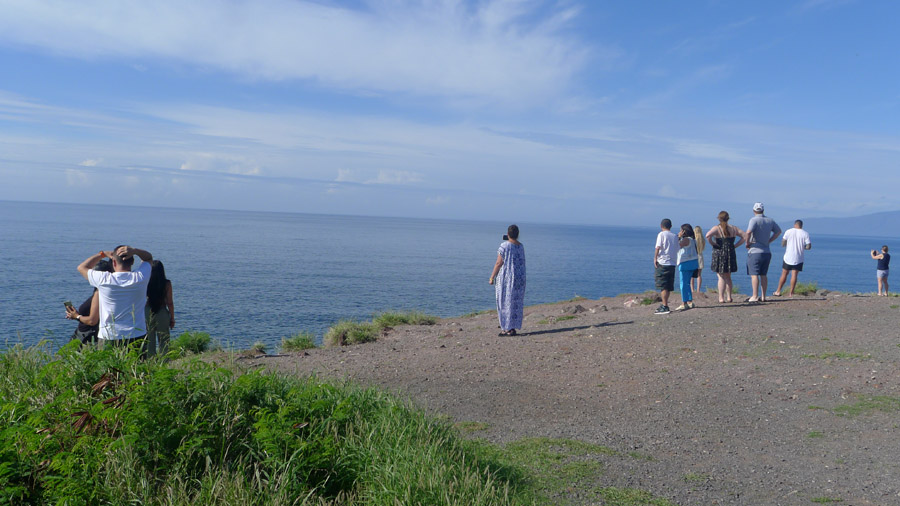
top-left (705, 211), bottom-right (746, 303)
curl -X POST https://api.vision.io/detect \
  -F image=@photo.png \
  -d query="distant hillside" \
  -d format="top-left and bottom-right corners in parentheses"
top-left (794, 210), bottom-right (900, 239)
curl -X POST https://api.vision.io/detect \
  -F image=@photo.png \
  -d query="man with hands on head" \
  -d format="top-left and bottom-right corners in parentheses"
top-left (77, 245), bottom-right (153, 353)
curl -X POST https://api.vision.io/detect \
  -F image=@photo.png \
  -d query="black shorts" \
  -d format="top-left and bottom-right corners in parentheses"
top-left (655, 265), bottom-right (676, 291)
top-left (782, 261), bottom-right (803, 272)
top-left (691, 268), bottom-right (701, 278)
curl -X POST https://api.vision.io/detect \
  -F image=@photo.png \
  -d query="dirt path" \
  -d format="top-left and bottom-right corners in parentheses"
top-left (250, 292), bottom-right (900, 505)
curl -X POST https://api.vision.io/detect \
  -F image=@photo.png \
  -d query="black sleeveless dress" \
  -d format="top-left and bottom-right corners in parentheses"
top-left (711, 236), bottom-right (738, 273)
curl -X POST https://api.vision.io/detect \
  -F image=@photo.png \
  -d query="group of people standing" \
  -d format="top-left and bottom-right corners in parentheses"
top-left (66, 245), bottom-right (174, 357)
top-left (654, 203), bottom-right (809, 314)
top-left (654, 202), bottom-right (890, 314)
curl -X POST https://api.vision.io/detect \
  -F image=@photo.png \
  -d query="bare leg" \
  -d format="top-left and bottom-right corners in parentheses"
top-left (775, 269), bottom-right (789, 296)
top-left (717, 274), bottom-right (726, 302)
top-left (749, 275), bottom-right (760, 301)
top-left (760, 275), bottom-right (768, 301)
top-left (884, 276), bottom-right (889, 295)
top-left (877, 276), bottom-right (884, 296)
top-left (661, 289), bottom-right (670, 307)
top-left (788, 270), bottom-right (798, 297)
top-left (723, 272), bottom-right (734, 302)
top-left (696, 272), bottom-right (702, 293)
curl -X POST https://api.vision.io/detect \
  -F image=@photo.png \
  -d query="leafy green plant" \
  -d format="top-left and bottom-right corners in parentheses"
top-left (171, 331), bottom-right (211, 354)
top-left (280, 332), bottom-right (316, 352)
top-left (250, 341), bottom-right (267, 354)
top-left (640, 298), bottom-right (655, 306)
top-left (0, 342), bottom-right (533, 505)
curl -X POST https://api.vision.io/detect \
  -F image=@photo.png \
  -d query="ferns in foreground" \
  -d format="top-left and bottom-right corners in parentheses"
top-left (0, 342), bottom-right (529, 505)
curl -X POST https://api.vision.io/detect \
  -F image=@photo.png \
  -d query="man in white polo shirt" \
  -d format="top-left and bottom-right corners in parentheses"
top-left (77, 245), bottom-right (153, 352)
top-left (773, 220), bottom-right (812, 297)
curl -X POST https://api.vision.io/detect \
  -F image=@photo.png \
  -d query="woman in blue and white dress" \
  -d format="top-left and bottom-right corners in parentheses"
top-left (490, 224), bottom-right (526, 336)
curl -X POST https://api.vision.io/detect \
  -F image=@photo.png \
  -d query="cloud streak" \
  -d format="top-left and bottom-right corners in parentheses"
top-left (0, 0), bottom-right (593, 103)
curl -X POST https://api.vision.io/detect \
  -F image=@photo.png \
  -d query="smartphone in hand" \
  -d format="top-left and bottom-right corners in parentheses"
top-left (64, 301), bottom-right (75, 310)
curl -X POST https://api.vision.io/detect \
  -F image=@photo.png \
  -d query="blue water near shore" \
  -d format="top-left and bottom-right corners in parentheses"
top-left (2, 200), bottom-right (894, 351)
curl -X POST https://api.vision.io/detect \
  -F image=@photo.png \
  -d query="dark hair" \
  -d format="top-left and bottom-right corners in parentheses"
top-left (717, 211), bottom-right (729, 223)
top-left (507, 224), bottom-right (519, 240)
top-left (147, 260), bottom-right (169, 313)
top-left (680, 223), bottom-right (693, 237)
top-left (660, 219), bottom-right (672, 230)
top-left (883, 245), bottom-right (889, 253)
top-left (95, 259), bottom-right (114, 273)
top-left (795, 219), bottom-right (803, 228)
top-left (112, 244), bottom-right (134, 267)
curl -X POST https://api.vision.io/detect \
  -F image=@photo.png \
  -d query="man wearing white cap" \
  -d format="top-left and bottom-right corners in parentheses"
top-left (745, 203), bottom-right (782, 302)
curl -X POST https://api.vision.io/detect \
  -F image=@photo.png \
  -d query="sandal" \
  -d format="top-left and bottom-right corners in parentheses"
top-left (508, 329), bottom-right (517, 336)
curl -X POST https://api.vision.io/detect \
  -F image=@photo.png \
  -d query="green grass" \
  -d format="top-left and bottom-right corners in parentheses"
top-left (280, 332), bottom-right (316, 352)
top-left (834, 395), bottom-right (900, 417)
top-left (556, 315), bottom-right (577, 322)
top-left (682, 472), bottom-right (709, 482)
top-left (806, 431), bottom-right (825, 439)
top-left (250, 340), bottom-right (267, 353)
top-left (792, 281), bottom-right (819, 296)
top-left (0, 342), bottom-right (535, 505)
top-left (473, 437), bottom-right (672, 505)
top-left (372, 310), bottom-right (438, 327)
top-left (170, 331), bottom-right (211, 354)
top-left (640, 298), bottom-right (655, 306)
top-left (325, 311), bottom-right (439, 347)
top-left (566, 295), bottom-right (587, 302)
top-left (324, 320), bottom-right (380, 346)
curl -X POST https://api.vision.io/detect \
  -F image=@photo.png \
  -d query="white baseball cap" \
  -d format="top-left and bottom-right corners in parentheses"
top-left (752, 202), bottom-right (764, 212)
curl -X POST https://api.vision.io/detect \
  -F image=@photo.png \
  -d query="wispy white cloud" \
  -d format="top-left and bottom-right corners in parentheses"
top-left (179, 153), bottom-right (261, 176)
top-left (672, 140), bottom-right (752, 162)
top-left (79, 158), bottom-right (102, 167)
top-left (0, 0), bottom-right (596, 103)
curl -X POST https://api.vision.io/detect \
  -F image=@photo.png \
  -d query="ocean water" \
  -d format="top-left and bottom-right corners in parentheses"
top-left (1, 201), bottom-right (893, 351)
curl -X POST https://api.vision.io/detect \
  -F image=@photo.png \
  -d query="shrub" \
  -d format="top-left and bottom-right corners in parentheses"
top-left (280, 332), bottom-right (316, 352)
top-left (373, 311), bottom-right (438, 328)
top-left (793, 281), bottom-right (819, 296)
top-left (171, 331), bottom-right (211, 354)
top-left (324, 320), bottom-right (379, 347)
top-left (250, 341), bottom-right (267, 354)
top-left (0, 343), bottom-right (530, 505)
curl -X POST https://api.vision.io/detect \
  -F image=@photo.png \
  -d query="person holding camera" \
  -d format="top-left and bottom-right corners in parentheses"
top-left (490, 225), bottom-right (525, 336)
top-left (871, 245), bottom-right (890, 296)
top-left (64, 259), bottom-right (114, 345)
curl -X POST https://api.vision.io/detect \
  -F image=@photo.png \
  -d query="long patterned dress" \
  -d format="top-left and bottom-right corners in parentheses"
top-left (496, 241), bottom-right (526, 331)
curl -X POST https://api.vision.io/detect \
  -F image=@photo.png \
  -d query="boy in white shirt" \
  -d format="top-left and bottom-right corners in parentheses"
top-left (654, 219), bottom-right (678, 314)
top-left (773, 220), bottom-right (811, 297)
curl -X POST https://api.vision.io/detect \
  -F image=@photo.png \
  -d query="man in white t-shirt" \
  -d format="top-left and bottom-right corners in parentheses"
top-left (773, 220), bottom-right (811, 297)
top-left (653, 218), bottom-right (678, 314)
top-left (77, 245), bottom-right (153, 352)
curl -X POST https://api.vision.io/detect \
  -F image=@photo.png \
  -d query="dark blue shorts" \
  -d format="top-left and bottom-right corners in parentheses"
top-left (747, 253), bottom-right (772, 275)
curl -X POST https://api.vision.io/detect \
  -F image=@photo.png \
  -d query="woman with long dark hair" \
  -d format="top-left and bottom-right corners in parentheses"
top-left (489, 224), bottom-right (526, 336)
top-left (145, 260), bottom-right (175, 356)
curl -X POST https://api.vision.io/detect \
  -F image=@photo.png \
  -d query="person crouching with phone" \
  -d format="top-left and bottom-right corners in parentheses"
top-left (489, 225), bottom-right (526, 336)
top-left (65, 259), bottom-right (115, 345)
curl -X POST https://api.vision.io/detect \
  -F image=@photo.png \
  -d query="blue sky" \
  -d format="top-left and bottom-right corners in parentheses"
top-left (1, 0), bottom-right (898, 226)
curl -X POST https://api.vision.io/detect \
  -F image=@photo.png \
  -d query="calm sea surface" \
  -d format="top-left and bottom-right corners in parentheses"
top-left (1, 201), bottom-right (894, 351)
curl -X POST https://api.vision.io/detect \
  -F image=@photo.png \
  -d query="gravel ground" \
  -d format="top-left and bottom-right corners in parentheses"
top-left (248, 291), bottom-right (900, 505)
